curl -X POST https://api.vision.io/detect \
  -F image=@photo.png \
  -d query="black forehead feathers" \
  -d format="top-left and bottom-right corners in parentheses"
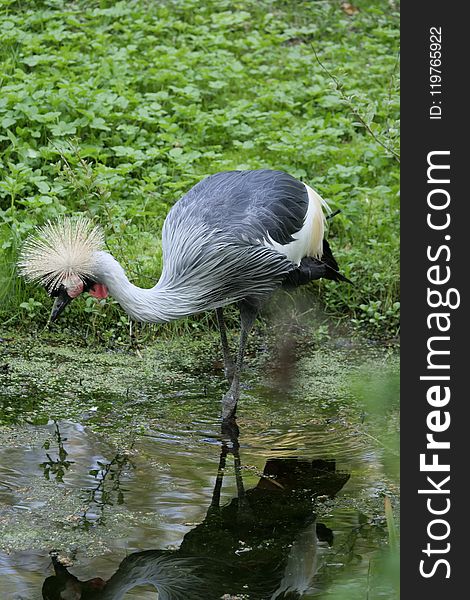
top-left (46, 276), bottom-right (94, 296)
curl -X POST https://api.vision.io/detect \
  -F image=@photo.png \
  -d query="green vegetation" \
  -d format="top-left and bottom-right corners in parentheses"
top-left (0, 0), bottom-right (399, 338)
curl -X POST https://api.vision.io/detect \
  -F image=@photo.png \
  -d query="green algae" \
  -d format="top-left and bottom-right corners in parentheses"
top-left (0, 333), bottom-right (218, 427)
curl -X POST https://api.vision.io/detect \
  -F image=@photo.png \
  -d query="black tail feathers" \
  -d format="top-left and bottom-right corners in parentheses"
top-left (320, 239), bottom-right (353, 284)
top-left (282, 238), bottom-right (352, 287)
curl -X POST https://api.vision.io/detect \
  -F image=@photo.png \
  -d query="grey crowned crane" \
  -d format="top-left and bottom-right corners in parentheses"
top-left (18, 169), bottom-right (350, 420)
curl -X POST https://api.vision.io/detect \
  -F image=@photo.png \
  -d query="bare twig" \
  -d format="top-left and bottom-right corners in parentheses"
top-left (311, 44), bottom-right (400, 163)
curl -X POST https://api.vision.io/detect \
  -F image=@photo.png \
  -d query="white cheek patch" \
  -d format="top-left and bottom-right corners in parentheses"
top-left (63, 275), bottom-right (84, 298)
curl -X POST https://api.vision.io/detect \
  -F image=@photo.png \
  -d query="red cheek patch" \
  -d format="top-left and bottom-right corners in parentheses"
top-left (89, 283), bottom-right (109, 299)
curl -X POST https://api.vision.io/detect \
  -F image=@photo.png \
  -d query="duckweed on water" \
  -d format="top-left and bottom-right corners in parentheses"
top-left (0, 333), bottom-right (398, 431)
top-left (0, 333), bottom-right (220, 427)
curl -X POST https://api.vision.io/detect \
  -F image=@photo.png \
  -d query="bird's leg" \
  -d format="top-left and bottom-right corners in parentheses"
top-left (221, 299), bottom-right (258, 421)
top-left (216, 307), bottom-right (235, 382)
top-left (209, 441), bottom-right (229, 512)
top-left (212, 416), bottom-right (240, 511)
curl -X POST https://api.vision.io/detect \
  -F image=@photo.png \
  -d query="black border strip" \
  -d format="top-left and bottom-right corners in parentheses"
top-left (401, 3), bottom-right (468, 596)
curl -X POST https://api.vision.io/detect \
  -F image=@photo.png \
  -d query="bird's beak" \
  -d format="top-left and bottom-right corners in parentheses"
top-left (50, 287), bottom-right (72, 322)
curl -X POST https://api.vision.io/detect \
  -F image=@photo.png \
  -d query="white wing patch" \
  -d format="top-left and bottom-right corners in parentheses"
top-left (264, 184), bottom-right (329, 265)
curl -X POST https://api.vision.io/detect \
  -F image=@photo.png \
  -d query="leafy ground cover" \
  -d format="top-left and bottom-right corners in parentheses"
top-left (0, 0), bottom-right (399, 339)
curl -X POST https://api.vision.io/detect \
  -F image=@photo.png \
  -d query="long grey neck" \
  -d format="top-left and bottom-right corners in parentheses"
top-left (92, 251), bottom-right (177, 323)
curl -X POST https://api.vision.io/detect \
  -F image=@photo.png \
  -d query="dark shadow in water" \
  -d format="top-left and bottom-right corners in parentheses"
top-left (41, 417), bottom-right (350, 600)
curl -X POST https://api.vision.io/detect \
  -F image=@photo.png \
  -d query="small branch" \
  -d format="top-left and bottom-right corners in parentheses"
top-left (311, 44), bottom-right (400, 163)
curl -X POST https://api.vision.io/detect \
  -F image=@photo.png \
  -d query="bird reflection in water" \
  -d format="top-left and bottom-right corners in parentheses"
top-left (42, 422), bottom-right (349, 600)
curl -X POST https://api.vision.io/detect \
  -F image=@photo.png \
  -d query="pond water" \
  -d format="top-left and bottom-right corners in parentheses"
top-left (0, 335), bottom-right (399, 599)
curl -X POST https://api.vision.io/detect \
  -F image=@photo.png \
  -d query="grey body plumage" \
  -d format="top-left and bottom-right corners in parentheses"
top-left (172, 169), bottom-right (309, 247)
top-left (156, 169), bottom-right (343, 319)
top-left (19, 169), bottom-right (350, 420)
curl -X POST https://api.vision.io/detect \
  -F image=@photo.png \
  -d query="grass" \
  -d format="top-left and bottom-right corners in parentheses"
top-left (0, 0), bottom-right (400, 340)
